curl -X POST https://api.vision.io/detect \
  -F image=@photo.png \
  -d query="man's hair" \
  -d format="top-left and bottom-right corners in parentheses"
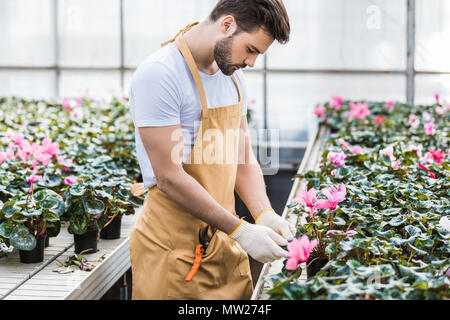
top-left (209, 0), bottom-right (290, 44)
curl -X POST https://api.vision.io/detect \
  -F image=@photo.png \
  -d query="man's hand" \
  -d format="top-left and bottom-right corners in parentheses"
top-left (255, 209), bottom-right (296, 242)
top-left (229, 220), bottom-right (289, 263)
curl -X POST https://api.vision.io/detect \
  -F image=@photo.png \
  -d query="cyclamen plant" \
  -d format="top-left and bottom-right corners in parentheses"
top-left (0, 96), bottom-right (143, 254)
top-left (267, 94), bottom-right (449, 300)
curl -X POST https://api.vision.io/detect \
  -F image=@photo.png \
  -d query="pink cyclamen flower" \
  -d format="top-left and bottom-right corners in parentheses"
top-left (76, 98), bottom-right (82, 105)
top-left (435, 93), bottom-right (440, 103)
top-left (73, 107), bottom-right (84, 120)
top-left (351, 145), bottom-right (362, 154)
top-left (422, 112), bottom-right (431, 122)
top-left (26, 175), bottom-right (42, 193)
top-left (430, 149), bottom-right (445, 164)
top-left (331, 169), bottom-right (337, 177)
top-left (380, 145), bottom-right (396, 161)
top-left (64, 176), bottom-right (78, 185)
top-left (424, 122), bottom-right (435, 135)
top-left (315, 105), bottom-right (326, 116)
top-left (385, 101), bottom-right (395, 112)
top-left (418, 162), bottom-right (435, 179)
top-left (348, 101), bottom-right (370, 121)
top-left (62, 97), bottom-right (71, 113)
top-left (0, 152), bottom-right (7, 163)
top-left (314, 184), bottom-right (347, 211)
top-left (409, 144), bottom-right (423, 157)
top-left (41, 137), bottom-right (60, 157)
top-left (338, 138), bottom-right (349, 151)
top-left (13, 134), bottom-right (25, 147)
top-left (436, 101), bottom-right (449, 115)
top-left (328, 151), bottom-right (346, 167)
top-left (285, 235), bottom-right (318, 270)
top-left (330, 95), bottom-right (344, 110)
top-left (423, 152), bottom-right (434, 164)
top-left (292, 187), bottom-right (318, 219)
top-left (391, 160), bottom-right (400, 170)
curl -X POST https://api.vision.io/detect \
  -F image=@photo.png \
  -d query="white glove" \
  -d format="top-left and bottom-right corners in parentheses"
top-left (229, 220), bottom-right (290, 264)
top-left (255, 209), bottom-right (296, 242)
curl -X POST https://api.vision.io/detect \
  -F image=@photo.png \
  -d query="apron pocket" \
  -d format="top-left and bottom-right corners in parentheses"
top-left (166, 234), bottom-right (223, 299)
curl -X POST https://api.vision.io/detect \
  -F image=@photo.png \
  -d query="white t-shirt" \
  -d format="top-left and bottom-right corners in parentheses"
top-left (129, 41), bottom-right (248, 189)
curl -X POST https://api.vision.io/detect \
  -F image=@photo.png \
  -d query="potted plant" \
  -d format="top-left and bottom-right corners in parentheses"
top-left (99, 184), bottom-right (140, 240)
top-left (290, 183), bottom-right (354, 277)
top-left (64, 184), bottom-right (105, 254)
top-left (0, 184), bottom-right (63, 263)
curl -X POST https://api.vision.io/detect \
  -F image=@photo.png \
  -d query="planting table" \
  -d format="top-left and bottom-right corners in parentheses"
top-left (252, 124), bottom-right (330, 300)
top-left (0, 207), bottom-right (142, 300)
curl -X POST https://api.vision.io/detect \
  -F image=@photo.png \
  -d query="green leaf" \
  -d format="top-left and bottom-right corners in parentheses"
top-left (381, 208), bottom-right (403, 216)
top-left (41, 197), bottom-right (59, 210)
top-left (405, 225), bottom-right (422, 237)
top-left (9, 225), bottom-right (36, 251)
top-left (0, 222), bottom-right (14, 238)
top-left (69, 214), bottom-right (89, 235)
top-left (82, 197), bottom-right (105, 216)
top-left (37, 174), bottom-right (62, 188)
top-left (43, 210), bottom-right (60, 222)
top-left (70, 186), bottom-right (86, 197)
top-left (389, 216), bottom-right (407, 227)
top-left (1, 203), bottom-right (20, 218)
top-left (21, 208), bottom-right (43, 217)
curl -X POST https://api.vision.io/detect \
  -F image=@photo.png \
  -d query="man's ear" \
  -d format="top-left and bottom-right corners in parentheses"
top-left (220, 15), bottom-right (237, 35)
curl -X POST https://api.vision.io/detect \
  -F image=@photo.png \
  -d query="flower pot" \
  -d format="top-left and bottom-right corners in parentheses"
top-left (74, 229), bottom-right (98, 254)
top-left (19, 235), bottom-right (46, 264)
top-left (306, 257), bottom-right (329, 278)
top-left (44, 236), bottom-right (49, 248)
top-left (100, 215), bottom-right (122, 240)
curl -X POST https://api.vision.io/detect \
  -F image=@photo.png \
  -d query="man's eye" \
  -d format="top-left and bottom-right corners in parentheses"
top-left (247, 47), bottom-right (255, 54)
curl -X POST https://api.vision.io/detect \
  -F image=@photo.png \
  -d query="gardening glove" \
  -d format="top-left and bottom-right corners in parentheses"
top-left (229, 220), bottom-right (290, 264)
top-left (255, 209), bottom-right (296, 242)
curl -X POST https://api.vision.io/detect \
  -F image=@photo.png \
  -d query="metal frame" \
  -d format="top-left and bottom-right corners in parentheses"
top-left (1, 0), bottom-right (446, 131)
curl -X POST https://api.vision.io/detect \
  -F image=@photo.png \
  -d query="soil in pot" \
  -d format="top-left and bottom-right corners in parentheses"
top-left (19, 235), bottom-right (46, 264)
top-left (306, 257), bottom-right (329, 278)
top-left (100, 215), bottom-right (122, 240)
top-left (74, 229), bottom-right (98, 254)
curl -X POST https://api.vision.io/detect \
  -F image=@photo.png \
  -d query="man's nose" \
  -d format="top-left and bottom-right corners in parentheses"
top-left (244, 55), bottom-right (257, 68)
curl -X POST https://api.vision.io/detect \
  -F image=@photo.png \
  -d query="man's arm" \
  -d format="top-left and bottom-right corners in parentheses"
top-left (139, 125), bottom-right (240, 234)
top-left (234, 115), bottom-right (272, 220)
top-left (235, 115), bottom-right (295, 240)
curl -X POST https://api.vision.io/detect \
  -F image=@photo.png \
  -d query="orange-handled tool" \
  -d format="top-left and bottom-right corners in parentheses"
top-left (185, 243), bottom-right (204, 282)
top-left (185, 226), bottom-right (210, 282)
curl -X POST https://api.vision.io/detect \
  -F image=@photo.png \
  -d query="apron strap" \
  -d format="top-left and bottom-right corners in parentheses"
top-left (230, 73), bottom-right (243, 105)
top-left (175, 34), bottom-right (209, 117)
top-left (160, 22), bottom-right (199, 47)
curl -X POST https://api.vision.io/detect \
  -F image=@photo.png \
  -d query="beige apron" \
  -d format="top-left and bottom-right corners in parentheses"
top-left (129, 24), bottom-right (253, 300)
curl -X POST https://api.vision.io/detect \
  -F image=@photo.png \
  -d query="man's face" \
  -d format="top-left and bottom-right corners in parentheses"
top-left (214, 27), bottom-right (274, 76)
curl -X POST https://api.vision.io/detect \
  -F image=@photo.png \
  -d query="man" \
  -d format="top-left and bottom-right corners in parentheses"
top-left (129, 0), bottom-right (295, 300)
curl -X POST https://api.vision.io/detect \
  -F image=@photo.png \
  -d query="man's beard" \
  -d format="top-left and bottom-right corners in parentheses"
top-left (213, 35), bottom-right (245, 76)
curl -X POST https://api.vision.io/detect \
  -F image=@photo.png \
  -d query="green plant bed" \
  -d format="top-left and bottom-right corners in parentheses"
top-left (0, 96), bottom-right (144, 256)
top-left (267, 97), bottom-right (449, 300)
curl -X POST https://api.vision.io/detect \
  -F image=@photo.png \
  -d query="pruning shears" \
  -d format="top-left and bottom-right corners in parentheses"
top-left (185, 226), bottom-right (209, 282)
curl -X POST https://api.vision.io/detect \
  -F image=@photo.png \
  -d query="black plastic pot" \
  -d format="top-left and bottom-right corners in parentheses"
top-left (44, 236), bottom-right (49, 248)
top-left (74, 229), bottom-right (98, 254)
top-left (306, 257), bottom-right (329, 278)
top-left (100, 215), bottom-right (122, 240)
top-left (19, 235), bottom-right (46, 264)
